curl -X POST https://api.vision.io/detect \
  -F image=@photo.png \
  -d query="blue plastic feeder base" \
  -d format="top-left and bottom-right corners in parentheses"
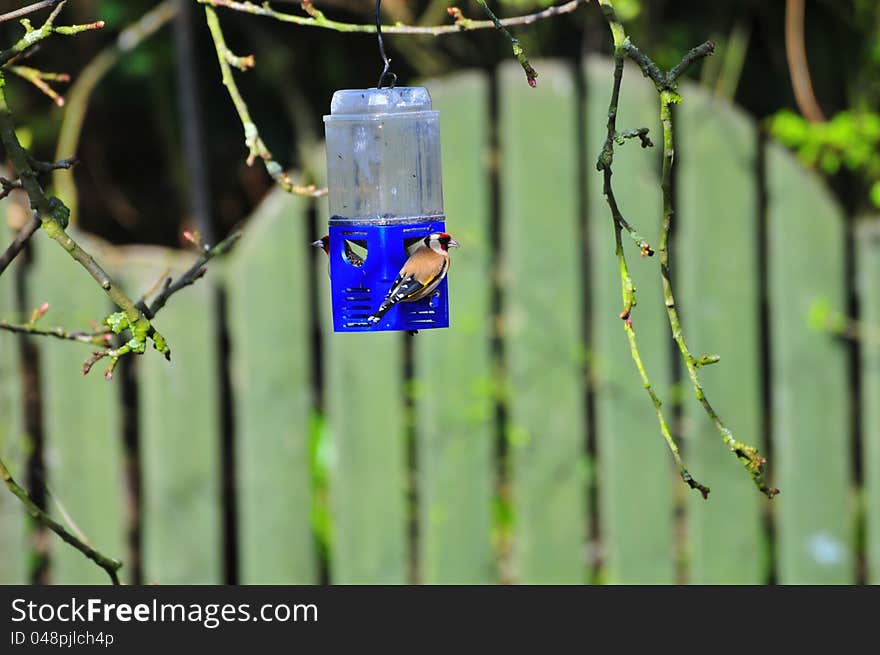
top-left (329, 220), bottom-right (450, 333)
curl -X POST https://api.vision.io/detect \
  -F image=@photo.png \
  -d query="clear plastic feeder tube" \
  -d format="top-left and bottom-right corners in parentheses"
top-left (323, 87), bottom-right (444, 225)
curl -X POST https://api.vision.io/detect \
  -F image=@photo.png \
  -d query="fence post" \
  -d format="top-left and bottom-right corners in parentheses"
top-left (0, 209), bottom-right (26, 584)
top-left (501, 60), bottom-right (588, 583)
top-left (677, 85), bottom-right (765, 583)
top-left (227, 190), bottom-right (317, 583)
top-left (585, 57), bottom-right (676, 584)
top-left (857, 218), bottom-right (880, 584)
top-left (767, 143), bottom-right (853, 583)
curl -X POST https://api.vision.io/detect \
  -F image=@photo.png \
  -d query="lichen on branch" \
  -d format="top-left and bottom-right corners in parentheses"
top-left (0, 10), bottom-right (170, 372)
top-left (0, 0), bottom-right (104, 67)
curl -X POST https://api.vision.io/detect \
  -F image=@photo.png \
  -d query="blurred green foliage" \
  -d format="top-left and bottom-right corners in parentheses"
top-left (769, 110), bottom-right (880, 209)
top-left (767, 0), bottom-right (880, 212)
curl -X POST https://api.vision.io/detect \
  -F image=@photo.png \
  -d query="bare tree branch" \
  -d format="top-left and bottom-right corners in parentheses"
top-left (198, 0), bottom-right (587, 34)
top-left (138, 230), bottom-right (242, 320)
top-left (53, 1), bottom-right (177, 226)
top-left (472, 1), bottom-right (538, 87)
top-left (0, 211), bottom-right (39, 277)
top-left (0, 0), bottom-right (63, 26)
top-left (595, 0), bottom-right (777, 498)
top-left (0, 1), bottom-right (104, 67)
top-left (0, 457), bottom-right (121, 584)
top-left (204, 5), bottom-right (328, 197)
top-left (0, 317), bottom-right (111, 346)
top-left (594, 0), bottom-right (709, 499)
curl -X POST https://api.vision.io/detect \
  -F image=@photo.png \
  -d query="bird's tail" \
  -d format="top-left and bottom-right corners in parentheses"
top-left (367, 297), bottom-right (398, 325)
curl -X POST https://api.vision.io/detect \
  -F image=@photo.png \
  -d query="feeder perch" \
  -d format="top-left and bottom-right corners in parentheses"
top-left (323, 86), bottom-right (449, 333)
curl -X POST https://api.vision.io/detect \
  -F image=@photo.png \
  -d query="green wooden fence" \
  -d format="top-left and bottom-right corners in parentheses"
top-left (1, 58), bottom-right (878, 585)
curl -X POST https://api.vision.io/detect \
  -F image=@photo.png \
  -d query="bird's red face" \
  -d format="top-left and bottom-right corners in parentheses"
top-left (311, 235), bottom-right (330, 255)
top-left (426, 232), bottom-right (460, 253)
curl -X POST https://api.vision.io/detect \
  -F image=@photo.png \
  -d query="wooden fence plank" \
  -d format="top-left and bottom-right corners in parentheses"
top-left (30, 233), bottom-right (124, 584)
top-left (677, 86), bottom-right (765, 583)
top-left (501, 60), bottom-right (587, 583)
top-left (585, 57), bottom-right (675, 584)
top-left (0, 213), bottom-right (26, 584)
top-left (227, 189), bottom-right (316, 583)
top-left (767, 143), bottom-right (853, 583)
top-left (414, 72), bottom-right (494, 583)
top-left (317, 171), bottom-right (408, 585)
top-left (857, 219), bottom-right (880, 584)
top-left (133, 249), bottom-right (222, 584)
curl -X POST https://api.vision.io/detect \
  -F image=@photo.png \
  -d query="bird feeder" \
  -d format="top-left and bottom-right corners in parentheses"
top-left (323, 86), bottom-right (449, 333)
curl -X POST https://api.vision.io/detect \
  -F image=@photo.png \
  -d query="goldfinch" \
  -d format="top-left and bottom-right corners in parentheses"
top-left (311, 235), bottom-right (365, 268)
top-left (311, 235), bottom-right (330, 256)
top-left (367, 232), bottom-right (459, 325)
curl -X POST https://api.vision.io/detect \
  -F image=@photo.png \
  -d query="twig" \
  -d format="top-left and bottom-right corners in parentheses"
top-left (473, 1), bottom-right (537, 87)
top-left (0, 1), bottom-right (105, 67)
top-left (667, 41), bottom-right (717, 86)
top-left (53, 1), bottom-right (177, 226)
top-left (0, 176), bottom-right (22, 199)
top-left (81, 231), bottom-right (242, 380)
top-left (45, 482), bottom-right (89, 544)
top-left (202, 1), bottom-right (587, 191)
top-left (29, 154), bottom-right (77, 173)
top-left (0, 211), bottom-right (39, 276)
top-left (0, 456), bottom-right (121, 584)
top-left (0, 0), bottom-right (187, 586)
top-left (0, 0), bottom-right (63, 26)
top-left (8, 65), bottom-right (69, 106)
top-left (595, 0), bottom-right (708, 498)
top-left (136, 230), bottom-right (241, 320)
top-left (0, 67), bottom-right (170, 359)
top-left (204, 5), bottom-right (326, 197)
top-left (0, 319), bottom-right (111, 346)
top-left (657, 86), bottom-right (776, 497)
top-left (198, 0), bottom-right (586, 34)
top-left (138, 267), bottom-right (172, 307)
top-left (597, 0), bottom-right (777, 498)
top-left (0, 159), bottom-right (77, 275)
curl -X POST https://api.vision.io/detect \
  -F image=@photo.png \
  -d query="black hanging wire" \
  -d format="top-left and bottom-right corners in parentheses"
top-left (375, 0), bottom-right (396, 88)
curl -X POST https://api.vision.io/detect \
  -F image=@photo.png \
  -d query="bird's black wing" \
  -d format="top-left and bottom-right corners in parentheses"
top-left (367, 274), bottom-right (426, 324)
top-left (384, 273), bottom-right (425, 303)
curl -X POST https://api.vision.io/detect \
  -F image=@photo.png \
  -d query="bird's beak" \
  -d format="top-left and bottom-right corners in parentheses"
top-left (448, 239), bottom-right (460, 248)
top-left (311, 239), bottom-right (324, 248)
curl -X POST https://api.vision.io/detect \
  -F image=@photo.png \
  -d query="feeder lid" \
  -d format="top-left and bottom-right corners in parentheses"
top-left (325, 87), bottom-right (434, 120)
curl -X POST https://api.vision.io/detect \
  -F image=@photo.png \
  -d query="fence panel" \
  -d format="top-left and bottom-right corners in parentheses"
top-left (677, 86), bottom-right (765, 583)
top-left (857, 219), bottom-right (880, 584)
top-left (0, 214), bottom-right (26, 584)
top-left (227, 190), bottom-right (316, 583)
top-left (585, 57), bottom-right (675, 583)
top-left (132, 249), bottom-right (222, 584)
top-left (501, 60), bottom-right (587, 583)
top-left (415, 72), bottom-right (495, 584)
top-left (30, 233), bottom-right (123, 584)
top-left (767, 144), bottom-right (853, 583)
top-left (316, 172), bottom-right (408, 585)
